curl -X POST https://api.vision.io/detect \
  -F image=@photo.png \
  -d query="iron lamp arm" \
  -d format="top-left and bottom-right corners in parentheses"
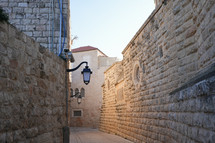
top-left (66, 61), bottom-right (88, 72)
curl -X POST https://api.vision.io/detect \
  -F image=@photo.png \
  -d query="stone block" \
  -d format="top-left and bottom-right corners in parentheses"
top-left (26, 127), bottom-right (38, 138)
top-left (42, 31), bottom-right (49, 37)
top-left (32, 8), bottom-right (40, 13)
top-left (18, 3), bottom-right (28, 7)
top-left (37, 37), bottom-right (48, 43)
top-left (37, 13), bottom-right (48, 19)
top-left (186, 26), bottom-right (197, 38)
top-left (40, 8), bottom-right (49, 14)
top-left (36, 25), bottom-right (46, 31)
top-left (34, 133), bottom-right (53, 143)
top-left (10, 19), bottom-right (21, 25)
top-left (12, 7), bottom-right (23, 13)
top-left (0, 43), bottom-right (7, 56)
top-left (0, 31), bottom-right (8, 45)
top-left (183, 37), bottom-right (196, 48)
top-left (202, 27), bottom-right (210, 41)
top-left (26, 25), bottom-right (35, 31)
top-left (0, 67), bottom-right (8, 78)
top-left (40, 19), bottom-right (48, 25)
top-left (0, 133), bottom-right (6, 142)
top-left (25, 32), bottom-right (33, 37)
top-left (33, 31), bottom-right (42, 37)
top-left (24, 8), bottom-right (32, 13)
top-left (205, 0), bottom-right (215, 12)
top-left (26, 13), bottom-right (37, 19)
top-left (0, 2), bottom-right (8, 7)
top-left (9, 3), bottom-right (17, 7)
top-left (38, 2), bottom-right (46, 8)
top-left (173, 5), bottom-right (181, 15)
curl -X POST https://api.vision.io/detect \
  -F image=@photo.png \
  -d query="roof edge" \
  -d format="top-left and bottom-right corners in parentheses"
top-left (72, 46), bottom-right (108, 57)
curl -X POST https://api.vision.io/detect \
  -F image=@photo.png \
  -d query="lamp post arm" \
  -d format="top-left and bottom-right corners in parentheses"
top-left (71, 92), bottom-right (80, 98)
top-left (66, 61), bottom-right (88, 72)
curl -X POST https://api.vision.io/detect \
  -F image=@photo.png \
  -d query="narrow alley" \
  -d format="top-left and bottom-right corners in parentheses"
top-left (0, 0), bottom-right (215, 143)
top-left (70, 128), bottom-right (132, 143)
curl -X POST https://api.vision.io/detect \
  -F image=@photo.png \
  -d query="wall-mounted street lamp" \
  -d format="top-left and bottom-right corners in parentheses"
top-left (64, 49), bottom-right (92, 84)
top-left (66, 61), bottom-right (92, 85)
top-left (77, 95), bottom-right (82, 104)
top-left (64, 49), bottom-right (92, 105)
top-left (71, 88), bottom-right (85, 104)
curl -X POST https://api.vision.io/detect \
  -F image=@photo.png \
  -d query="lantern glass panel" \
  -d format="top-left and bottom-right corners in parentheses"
top-left (83, 72), bottom-right (91, 84)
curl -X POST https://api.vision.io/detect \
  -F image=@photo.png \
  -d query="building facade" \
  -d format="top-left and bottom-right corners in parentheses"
top-left (70, 46), bottom-right (117, 128)
top-left (0, 0), bottom-right (69, 54)
top-left (100, 0), bottom-right (215, 142)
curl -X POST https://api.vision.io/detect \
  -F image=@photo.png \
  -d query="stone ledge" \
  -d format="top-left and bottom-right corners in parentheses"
top-left (170, 63), bottom-right (215, 95)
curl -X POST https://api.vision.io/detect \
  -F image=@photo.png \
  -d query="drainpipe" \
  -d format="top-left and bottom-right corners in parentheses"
top-left (58, 0), bottom-right (62, 55)
top-left (63, 54), bottom-right (70, 143)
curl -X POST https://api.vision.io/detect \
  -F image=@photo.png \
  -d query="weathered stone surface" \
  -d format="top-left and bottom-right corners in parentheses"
top-left (0, 0), bottom-right (68, 52)
top-left (100, 1), bottom-right (215, 143)
top-left (0, 23), bottom-right (66, 142)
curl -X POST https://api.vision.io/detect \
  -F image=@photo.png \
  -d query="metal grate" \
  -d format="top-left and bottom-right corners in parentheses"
top-left (73, 110), bottom-right (82, 117)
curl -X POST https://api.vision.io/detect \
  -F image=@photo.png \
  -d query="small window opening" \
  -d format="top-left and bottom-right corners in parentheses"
top-left (80, 88), bottom-right (85, 97)
top-left (136, 66), bottom-right (140, 82)
top-left (73, 110), bottom-right (82, 117)
top-left (107, 80), bottom-right (110, 90)
top-left (159, 47), bottom-right (163, 57)
top-left (75, 88), bottom-right (79, 96)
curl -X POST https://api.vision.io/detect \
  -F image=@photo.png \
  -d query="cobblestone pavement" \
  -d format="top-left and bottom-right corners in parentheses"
top-left (70, 128), bottom-right (133, 143)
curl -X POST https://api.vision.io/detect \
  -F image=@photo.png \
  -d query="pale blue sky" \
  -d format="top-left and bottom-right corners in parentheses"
top-left (70, 0), bottom-right (155, 59)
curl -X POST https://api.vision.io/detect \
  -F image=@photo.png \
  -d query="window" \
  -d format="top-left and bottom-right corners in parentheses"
top-left (75, 88), bottom-right (79, 96)
top-left (80, 88), bottom-right (85, 97)
top-left (71, 88), bottom-right (73, 97)
top-left (116, 87), bottom-right (124, 101)
top-left (107, 80), bottom-right (110, 90)
top-left (136, 66), bottom-right (140, 82)
top-left (142, 64), bottom-right (145, 73)
top-left (159, 47), bottom-right (163, 57)
top-left (133, 61), bottom-right (142, 88)
top-left (133, 63), bottom-right (141, 84)
top-left (73, 110), bottom-right (82, 117)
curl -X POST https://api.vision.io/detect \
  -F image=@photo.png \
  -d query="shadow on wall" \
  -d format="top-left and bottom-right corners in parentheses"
top-left (0, 22), bottom-right (67, 142)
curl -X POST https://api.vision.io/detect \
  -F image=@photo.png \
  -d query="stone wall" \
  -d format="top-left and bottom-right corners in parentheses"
top-left (100, 0), bottom-right (215, 142)
top-left (0, 0), bottom-right (68, 54)
top-left (0, 22), bottom-right (67, 142)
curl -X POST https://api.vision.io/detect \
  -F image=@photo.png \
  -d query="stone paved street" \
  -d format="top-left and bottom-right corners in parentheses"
top-left (70, 128), bottom-right (133, 143)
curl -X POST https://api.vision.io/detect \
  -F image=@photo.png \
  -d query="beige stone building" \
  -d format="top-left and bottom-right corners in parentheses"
top-left (70, 46), bottom-right (117, 128)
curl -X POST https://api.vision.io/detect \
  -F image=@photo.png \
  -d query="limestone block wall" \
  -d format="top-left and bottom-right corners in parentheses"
top-left (100, 62), bottom-right (124, 134)
top-left (0, 22), bottom-right (67, 142)
top-left (100, 0), bottom-right (215, 142)
top-left (0, 0), bottom-right (68, 54)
